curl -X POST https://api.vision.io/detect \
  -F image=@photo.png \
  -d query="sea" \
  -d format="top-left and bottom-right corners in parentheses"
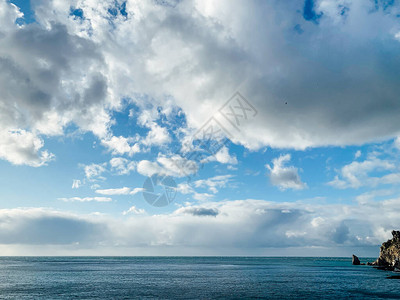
top-left (0, 256), bottom-right (399, 299)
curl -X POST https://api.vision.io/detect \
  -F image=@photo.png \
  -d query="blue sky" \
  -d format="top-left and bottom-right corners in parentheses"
top-left (1, 0), bottom-right (400, 255)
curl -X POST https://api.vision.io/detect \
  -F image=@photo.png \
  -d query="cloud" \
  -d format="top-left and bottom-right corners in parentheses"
top-left (122, 205), bottom-right (146, 215)
top-left (58, 197), bottom-right (112, 202)
top-left (0, 5), bottom-right (111, 165)
top-left (101, 136), bottom-right (140, 156)
top-left (193, 175), bottom-right (234, 194)
top-left (356, 189), bottom-right (395, 205)
top-left (1, 196), bottom-right (400, 254)
top-left (109, 157), bottom-right (136, 175)
top-left (267, 154), bottom-right (307, 190)
top-left (176, 207), bottom-right (219, 217)
top-left (328, 157), bottom-right (400, 189)
top-left (95, 187), bottom-right (143, 196)
top-left (72, 179), bottom-right (81, 189)
top-left (83, 163), bottom-right (107, 181)
top-left (192, 192), bottom-right (214, 201)
top-left (130, 187), bottom-right (144, 195)
top-left (394, 137), bottom-right (400, 150)
top-left (202, 146), bottom-right (238, 165)
top-left (141, 122), bottom-right (171, 147)
top-left (0, 129), bottom-right (54, 167)
top-left (137, 154), bottom-right (198, 177)
top-left (54, 0), bottom-right (400, 150)
top-left (0, 1), bottom-right (22, 31)
top-left (0, 208), bottom-right (107, 245)
top-left (95, 187), bottom-right (131, 195)
top-left (2, 0), bottom-right (400, 169)
top-left (176, 175), bottom-right (232, 201)
top-left (177, 182), bottom-right (194, 194)
top-left (178, 185), bottom-right (213, 202)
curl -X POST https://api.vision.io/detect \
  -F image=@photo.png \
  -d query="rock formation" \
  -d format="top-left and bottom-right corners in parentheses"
top-left (371, 230), bottom-right (400, 270)
top-left (352, 254), bottom-right (360, 265)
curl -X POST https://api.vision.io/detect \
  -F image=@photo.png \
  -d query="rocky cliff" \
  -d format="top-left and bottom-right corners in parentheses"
top-left (371, 230), bottom-right (400, 270)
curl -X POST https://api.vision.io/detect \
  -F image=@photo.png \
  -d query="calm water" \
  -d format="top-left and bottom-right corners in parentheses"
top-left (0, 257), bottom-right (399, 299)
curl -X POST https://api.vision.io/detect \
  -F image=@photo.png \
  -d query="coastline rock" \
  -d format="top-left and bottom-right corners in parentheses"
top-left (370, 230), bottom-right (400, 270)
top-left (352, 254), bottom-right (361, 265)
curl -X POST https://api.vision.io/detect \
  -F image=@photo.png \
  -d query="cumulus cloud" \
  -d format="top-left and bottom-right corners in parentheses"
top-left (3, 0), bottom-right (400, 256)
top-left (137, 154), bottom-right (198, 177)
top-left (202, 146), bottom-right (238, 165)
top-left (0, 2), bottom-right (111, 165)
top-left (0, 129), bottom-right (54, 167)
top-left (141, 122), bottom-right (171, 147)
top-left (2, 0), bottom-right (400, 168)
top-left (83, 163), bottom-right (107, 181)
top-left (101, 136), bottom-right (140, 156)
top-left (267, 154), bottom-right (307, 190)
top-left (109, 157), bottom-right (136, 175)
top-left (176, 175), bottom-right (233, 201)
top-left (328, 157), bottom-right (400, 189)
top-left (48, 0), bottom-right (400, 150)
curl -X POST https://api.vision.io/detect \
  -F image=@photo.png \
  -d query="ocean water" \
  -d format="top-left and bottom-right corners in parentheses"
top-left (0, 257), bottom-right (399, 299)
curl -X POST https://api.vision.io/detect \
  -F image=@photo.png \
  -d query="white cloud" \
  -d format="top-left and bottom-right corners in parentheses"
top-left (130, 187), bottom-right (144, 195)
top-left (109, 157), bottom-right (136, 175)
top-left (136, 160), bottom-right (164, 177)
top-left (0, 1), bottom-right (22, 31)
top-left (202, 146), bottom-right (238, 165)
top-left (0, 129), bottom-right (54, 167)
top-left (176, 175), bottom-right (233, 201)
top-left (355, 150), bottom-right (361, 159)
top-left (137, 154), bottom-right (198, 177)
top-left (1, 197), bottom-right (400, 255)
top-left (95, 187), bottom-right (131, 196)
top-left (84, 163), bottom-right (107, 181)
top-left (193, 175), bottom-right (234, 194)
top-left (90, 184), bottom-right (101, 190)
top-left (328, 157), bottom-right (400, 189)
top-left (177, 182), bottom-right (194, 195)
top-left (355, 189), bottom-right (395, 205)
top-left (122, 205), bottom-right (146, 215)
top-left (95, 187), bottom-right (143, 196)
top-left (0, 4), bottom-right (112, 166)
top-left (394, 137), bottom-right (400, 150)
top-left (141, 122), bottom-right (171, 147)
top-left (101, 136), bottom-right (140, 156)
top-left (72, 179), bottom-right (81, 189)
top-left (2, 0), bottom-right (400, 168)
top-left (58, 197), bottom-right (112, 202)
top-left (267, 154), bottom-right (307, 190)
top-left (192, 192), bottom-right (214, 201)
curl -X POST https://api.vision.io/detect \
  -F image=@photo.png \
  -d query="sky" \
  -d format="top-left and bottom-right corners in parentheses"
top-left (0, 0), bottom-right (400, 256)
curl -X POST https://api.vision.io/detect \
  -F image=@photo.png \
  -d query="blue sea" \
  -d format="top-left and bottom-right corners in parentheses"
top-left (0, 257), bottom-right (399, 299)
